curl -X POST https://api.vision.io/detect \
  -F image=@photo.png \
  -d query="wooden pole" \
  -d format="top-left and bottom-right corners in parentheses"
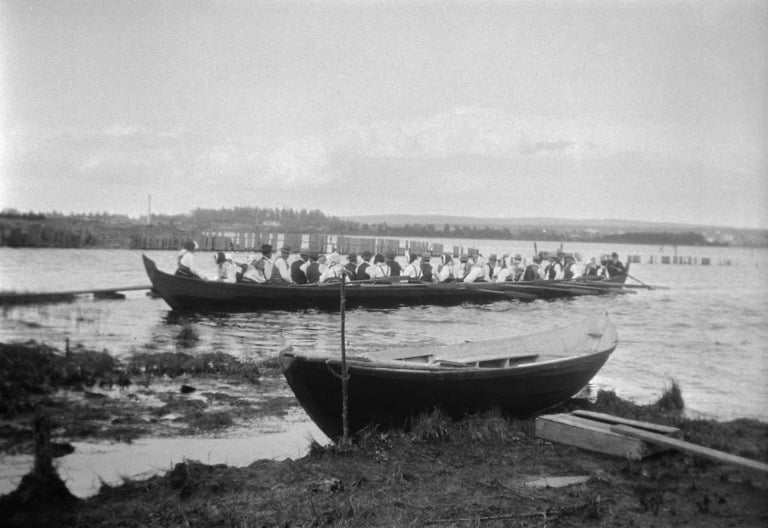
top-left (339, 272), bottom-right (350, 446)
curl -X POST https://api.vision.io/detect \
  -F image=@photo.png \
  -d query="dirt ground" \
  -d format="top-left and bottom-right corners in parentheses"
top-left (1, 341), bottom-right (767, 527)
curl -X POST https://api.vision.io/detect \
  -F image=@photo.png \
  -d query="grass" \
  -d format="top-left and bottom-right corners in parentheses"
top-left (1, 369), bottom-right (767, 527)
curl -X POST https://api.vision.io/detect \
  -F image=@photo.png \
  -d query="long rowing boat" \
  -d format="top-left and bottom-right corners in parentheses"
top-left (143, 255), bottom-right (629, 311)
top-left (280, 311), bottom-right (618, 439)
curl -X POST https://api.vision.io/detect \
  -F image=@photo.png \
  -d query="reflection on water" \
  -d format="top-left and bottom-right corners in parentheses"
top-left (0, 412), bottom-right (329, 498)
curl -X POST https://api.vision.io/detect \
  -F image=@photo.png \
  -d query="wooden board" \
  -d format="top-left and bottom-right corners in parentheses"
top-left (571, 410), bottom-right (681, 435)
top-left (535, 413), bottom-right (680, 460)
top-left (611, 425), bottom-right (768, 473)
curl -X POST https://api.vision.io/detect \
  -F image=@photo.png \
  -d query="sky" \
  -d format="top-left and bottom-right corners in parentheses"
top-left (1, 0), bottom-right (766, 228)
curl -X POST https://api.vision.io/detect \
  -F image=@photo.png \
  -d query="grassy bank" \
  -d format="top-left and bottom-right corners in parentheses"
top-left (0, 341), bottom-right (290, 454)
top-left (1, 341), bottom-right (767, 527)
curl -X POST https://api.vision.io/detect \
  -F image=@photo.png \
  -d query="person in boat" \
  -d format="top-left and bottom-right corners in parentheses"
top-left (605, 252), bottom-right (627, 278)
top-left (484, 254), bottom-right (498, 281)
top-left (492, 254), bottom-right (505, 280)
top-left (494, 255), bottom-right (512, 282)
top-left (420, 252), bottom-right (434, 282)
top-left (453, 254), bottom-right (471, 282)
top-left (270, 245), bottom-right (293, 284)
top-left (544, 255), bottom-right (563, 280)
top-left (512, 255), bottom-right (525, 281)
top-left (240, 256), bottom-right (267, 283)
top-left (344, 253), bottom-right (358, 281)
top-left (214, 252), bottom-right (237, 282)
top-left (522, 255), bottom-right (543, 281)
top-left (583, 257), bottom-right (604, 277)
top-left (304, 251), bottom-right (322, 283)
top-left (290, 248), bottom-right (309, 284)
top-left (385, 250), bottom-right (402, 276)
top-left (462, 256), bottom-right (488, 283)
top-left (367, 253), bottom-right (390, 279)
top-left (436, 254), bottom-right (455, 282)
top-left (258, 244), bottom-right (274, 279)
top-left (176, 240), bottom-right (206, 280)
top-left (319, 253), bottom-right (348, 282)
top-left (356, 250), bottom-right (372, 280)
top-left (563, 254), bottom-right (578, 280)
top-left (403, 252), bottom-right (423, 281)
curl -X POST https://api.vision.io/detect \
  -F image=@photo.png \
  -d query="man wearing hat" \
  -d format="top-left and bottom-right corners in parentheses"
top-left (270, 245), bottom-right (293, 284)
top-left (544, 254), bottom-right (563, 280)
top-left (563, 254), bottom-right (578, 280)
top-left (291, 248), bottom-right (309, 284)
top-left (606, 252), bottom-right (626, 278)
top-left (523, 255), bottom-right (543, 281)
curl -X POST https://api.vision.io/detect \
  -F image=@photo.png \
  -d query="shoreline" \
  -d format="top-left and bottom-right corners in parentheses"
top-left (1, 340), bottom-right (767, 526)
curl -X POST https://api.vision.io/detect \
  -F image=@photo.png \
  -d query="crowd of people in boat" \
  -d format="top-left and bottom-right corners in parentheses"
top-left (175, 241), bottom-right (627, 285)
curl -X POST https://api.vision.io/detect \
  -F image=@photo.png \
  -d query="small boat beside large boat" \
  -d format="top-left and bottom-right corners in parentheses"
top-left (143, 255), bottom-right (630, 311)
top-left (280, 311), bottom-right (618, 440)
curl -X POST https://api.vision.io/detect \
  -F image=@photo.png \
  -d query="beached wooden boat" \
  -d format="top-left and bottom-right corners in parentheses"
top-left (280, 312), bottom-right (618, 439)
top-left (143, 255), bottom-right (628, 311)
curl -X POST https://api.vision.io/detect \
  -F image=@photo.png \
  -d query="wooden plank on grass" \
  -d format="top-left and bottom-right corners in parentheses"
top-left (535, 414), bottom-right (664, 460)
top-left (611, 425), bottom-right (768, 473)
top-left (571, 410), bottom-right (681, 436)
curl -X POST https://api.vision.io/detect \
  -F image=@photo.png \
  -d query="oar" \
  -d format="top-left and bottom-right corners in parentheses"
top-left (0, 285), bottom-right (152, 304)
top-left (469, 288), bottom-right (538, 301)
top-left (626, 273), bottom-right (670, 290)
top-left (502, 282), bottom-right (603, 296)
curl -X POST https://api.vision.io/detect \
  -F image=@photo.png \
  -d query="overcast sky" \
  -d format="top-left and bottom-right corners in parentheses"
top-left (1, 0), bottom-right (766, 228)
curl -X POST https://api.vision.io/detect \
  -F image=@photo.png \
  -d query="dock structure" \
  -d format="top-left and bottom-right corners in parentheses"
top-left (128, 226), bottom-right (737, 266)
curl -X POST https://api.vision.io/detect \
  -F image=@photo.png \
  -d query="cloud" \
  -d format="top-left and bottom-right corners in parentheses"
top-left (265, 138), bottom-right (332, 186)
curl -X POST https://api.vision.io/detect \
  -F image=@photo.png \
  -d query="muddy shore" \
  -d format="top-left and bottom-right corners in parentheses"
top-left (1, 341), bottom-right (767, 527)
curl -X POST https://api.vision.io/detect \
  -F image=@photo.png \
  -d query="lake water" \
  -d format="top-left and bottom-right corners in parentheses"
top-left (1, 241), bottom-right (767, 496)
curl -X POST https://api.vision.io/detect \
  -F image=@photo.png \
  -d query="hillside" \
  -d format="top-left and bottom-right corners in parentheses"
top-left (345, 215), bottom-right (723, 232)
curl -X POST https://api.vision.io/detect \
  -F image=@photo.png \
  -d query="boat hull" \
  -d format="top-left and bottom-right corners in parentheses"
top-left (281, 314), bottom-right (617, 440)
top-left (143, 255), bottom-right (627, 311)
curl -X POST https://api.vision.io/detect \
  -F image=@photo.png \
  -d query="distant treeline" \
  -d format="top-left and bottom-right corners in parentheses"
top-left (601, 231), bottom-right (713, 246)
top-left (1, 206), bottom-right (764, 248)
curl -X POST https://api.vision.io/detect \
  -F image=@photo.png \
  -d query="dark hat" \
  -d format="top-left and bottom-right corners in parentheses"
top-left (299, 247), bottom-right (310, 258)
top-left (308, 250), bottom-right (320, 260)
top-left (385, 250), bottom-right (396, 259)
top-left (514, 254), bottom-right (522, 261)
top-left (280, 245), bottom-right (291, 253)
top-left (488, 254), bottom-right (497, 261)
top-left (183, 240), bottom-right (197, 251)
top-left (215, 251), bottom-right (226, 264)
top-left (348, 253), bottom-right (358, 262)
top-left (460, 255), bottom-right (469, 262)
top-left (261, 244), bottom-right (273, 253)
top-left (361, 250), bottom-right (372, 259)
top-left (611, 252), bottom-right (619, 258)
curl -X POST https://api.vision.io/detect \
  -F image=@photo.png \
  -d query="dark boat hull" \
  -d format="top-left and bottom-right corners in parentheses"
top-left (280, 315), bottom-right (617, 440)
top-left (143, 255), bottom-right (628, 311)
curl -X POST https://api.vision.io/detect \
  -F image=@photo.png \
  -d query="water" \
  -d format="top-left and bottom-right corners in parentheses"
top-left (1, 243), bottom-right (767, 496)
